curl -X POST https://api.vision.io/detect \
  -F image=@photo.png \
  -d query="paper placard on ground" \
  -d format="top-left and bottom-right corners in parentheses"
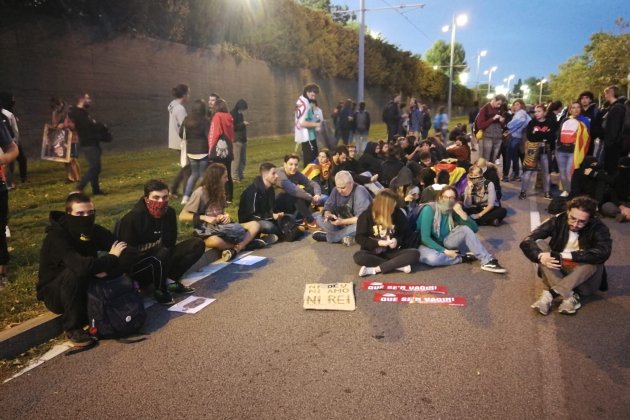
top-left (233, 255), bottom-right (267, 266)
top-left (168, 295), bottom-right (216, 314)
top-left (180, 262), bottom-right (229, 287)
top-left (303, 282), bottom-right (356, 311)
top-left (373, 292), bottom-right (466, 306)
top-left (361, 281), bottom-right (448, 294)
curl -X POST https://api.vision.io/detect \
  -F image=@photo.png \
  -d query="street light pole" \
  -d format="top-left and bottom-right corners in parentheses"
top-left (358, 0), bottom-right (365, 102)
top-left (475, 50), bottom-right (487, 101)
top-left (538, 78), bottom-right (547, 103)
top-left (485, 66), bottom-right (497, 96)
top-left (504, 74), bottom-right (515, 101)
top-left (445, 14), bottom-right (467, 120)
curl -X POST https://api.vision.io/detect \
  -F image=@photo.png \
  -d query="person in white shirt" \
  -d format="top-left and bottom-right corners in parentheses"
top-left (168, 84), bottom-right (191, 198)
top-left (295, 84), bottom-right (321, 167)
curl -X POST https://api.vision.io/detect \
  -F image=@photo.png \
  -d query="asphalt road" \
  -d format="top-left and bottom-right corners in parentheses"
top-left (1, 181), bottom-right (629, 419)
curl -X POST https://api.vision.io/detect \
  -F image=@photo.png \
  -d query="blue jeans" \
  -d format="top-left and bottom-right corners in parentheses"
top-left (78, 145), bottom-right (102, 193)
top-left (184, 157), bottom-right (208, 198)
top-left (555, 151), bottom-right (574, 193)
top-left (503, 136), bottom-right (522, 178)
top-left (314, 212), bottom-right (357, 243)
top-left (354, 131), bottom-right (369, 155)
top-left (419, 225), bottom-right (493, 266)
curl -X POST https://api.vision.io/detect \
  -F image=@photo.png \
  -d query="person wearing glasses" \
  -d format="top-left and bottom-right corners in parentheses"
top-left (416, 186), bottom-right (507, 273)
top-left (520, 196), bottom-right (612, 315)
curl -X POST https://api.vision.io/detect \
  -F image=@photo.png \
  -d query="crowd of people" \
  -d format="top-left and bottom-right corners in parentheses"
top-left (0, 80), bottom-right (626, 347)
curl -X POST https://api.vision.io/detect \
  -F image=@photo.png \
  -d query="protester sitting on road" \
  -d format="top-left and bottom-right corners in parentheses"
top-left (331, 145), bottom-right (378, 186)
top-left (358, 141), bottom-right (383, 176)
top-left (275, 153), bottom-right (321, 229)
top-left (568, 157), bottom-right (610, 207)
top-left (37, 193), bottom-right (129, 347)
top-left (417, 186), bottom-right (507, 273)
top-left (600, 156), bottom-right (630, 222)
top-left (117, 180), bottom-right (205, 305)
top-left (377, 140), bottom-right (389, 159)
top-left (475, 158), bottom-right (503, 202)
top-left (520, 196), bottom-right (612, 315)
top-left (180, 163), bottom-right (262, 261)
top-left (303, 149), bottom-right (334, 202)
top-left (463, 165), bottom-right (507, 226)
top-left (380, 145), bottom-right (405, 187)
top-left (420, 169), bottom-right (450, 203)
top-left (446, 134), bottom-right (471, 163)
top-left (238, 162), bottom-right (283, 241)
top-left (354, 189), bottom-right (420, 276)
top-left (313, 171), bottom-right (372, 245)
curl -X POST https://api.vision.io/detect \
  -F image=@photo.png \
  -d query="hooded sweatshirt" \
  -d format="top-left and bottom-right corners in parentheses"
top-left (358, 142), bottom-right (383, 175)
top-left (231, 99), bottom-right (248, 143)
top-left (208, 111), bottom-right (234, 154)
top-left (238, 176), bottom-right (276, 223)
top-left (117, 198), bottom-right (178, 253)
top-left (37, 211), bottom-right (119, 296)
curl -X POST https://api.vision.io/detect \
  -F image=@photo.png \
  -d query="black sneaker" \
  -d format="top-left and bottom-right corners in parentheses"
top-left (481, 259), bottom-right (507, 274)
top-left (168, 282), bottom-right (194, 294)
top-left (262, 234), bottom-right (279, 245)
top-left (67, 329), bottom-right (96, 347)
top-left (519, 191), bottom-right (527, 200)
top-left (312, 231), bottom-right (327, 242)
top-left (154, 289), bottom-right (175, 305)
top-left (246, 238), bottom-right (267, 250)
top-left (460, 252), bottom-right (477, 263)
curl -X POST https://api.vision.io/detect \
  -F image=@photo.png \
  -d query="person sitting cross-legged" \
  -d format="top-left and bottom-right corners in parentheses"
top-left (354, 189), bottom-right (420, 276)
top-left (117, 180), bottom-right (206, 305)
top-left (313, 170), bottom-right (372, 246)
top-left (462, 165), bottom-right (507, 226)
top-left (275, 153), bottom-right (321, 229)
top-left (417, 186), bottom-right (507, 273)
top-left (520, 196), bottom-right (612, 315)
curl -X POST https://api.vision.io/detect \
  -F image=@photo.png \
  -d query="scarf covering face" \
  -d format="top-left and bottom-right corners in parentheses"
top-left (144, 197), bottom-right (169, 219)
top-left (433, 201), bottom-right (455, 237)
top-left (65, 214), bottom-right (96, 242)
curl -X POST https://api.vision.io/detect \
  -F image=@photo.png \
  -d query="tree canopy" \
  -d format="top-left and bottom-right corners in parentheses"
top-left (424, 40), bottom-right (467, 79)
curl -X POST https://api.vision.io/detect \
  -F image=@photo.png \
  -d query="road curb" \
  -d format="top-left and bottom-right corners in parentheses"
top-left (0, 249), bottom-right (219, 360)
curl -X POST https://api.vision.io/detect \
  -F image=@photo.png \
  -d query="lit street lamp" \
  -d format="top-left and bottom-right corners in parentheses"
top-left (475, 49), bottom-right (487, 100)
top-left (442, 13), bottom-right (468, 119)
top-left (484, 66), bottom-right (498, 96)
top-left (520, 85), bottom-right (530, 103)
top-left (537, 78), bottom-right (547, 103)
top-left (503, 74), bottom-right (515, 100)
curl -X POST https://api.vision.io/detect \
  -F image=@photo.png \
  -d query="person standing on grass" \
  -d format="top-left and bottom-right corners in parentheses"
top-left (117, 180), bottom-right (205, 305)
top-left (208, 98), bottom-right (235, 203)
top-left (354, 189), bottom-right (419, 277)
top-left (354, 101), bottom-right (371, 155)
top-left (180, 99), bottom-right (210, 205)
top-left (51, 97), bottom-right (81, 183)
top-left (0, 116), bottom-right (18, 289)
top-left (168, 84), bottom-right (191, 199)
top-left (179, 163), bottom-right (262, 262)
top-left (520, 196), bottom-right (612, 316)
top-left (231, 99), bottom-right (249, 183)
top-left (69, 92), bottom-right (110, 196)
top-left (295, 84), bottom-right (321, 167)
top-left (37, 193), bottom-right (128, 347)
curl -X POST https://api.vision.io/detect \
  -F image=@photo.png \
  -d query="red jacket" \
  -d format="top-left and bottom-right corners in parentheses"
top-left (208, 111), bottom-right (234, 152)
top-left (475, 102), bottom-right (504, 130)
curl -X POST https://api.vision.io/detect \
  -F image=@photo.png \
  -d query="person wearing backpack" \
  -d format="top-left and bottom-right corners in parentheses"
top-left (117, 180), bottom-right (205, 305)
top-left (354, 189), bottom-right (419, 276)
top-left (353, 102), bottom-right (371, 155)
top-left (37, 193), bottom-right (130, 347)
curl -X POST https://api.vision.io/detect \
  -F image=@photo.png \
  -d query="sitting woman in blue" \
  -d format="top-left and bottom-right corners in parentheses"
top-left (417, 186), bottom-right (507, 273)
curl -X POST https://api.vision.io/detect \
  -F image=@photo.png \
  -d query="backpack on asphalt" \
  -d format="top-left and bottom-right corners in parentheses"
top-left (402, 203), bottom-right (431, 248)
top-left (276, 214), bottom-right (302, 242)
top-left (87, 274), bottom-right (146, 339)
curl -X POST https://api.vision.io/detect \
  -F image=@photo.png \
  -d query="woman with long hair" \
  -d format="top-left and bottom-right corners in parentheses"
top-left (179, 163), bottom-right (261, 260)
top-left (556, 101), bottom-right (591, 196)
top-left (181, 99), bottom-right (210, 204)
top-left (208, 98), bottom-right (235, 202)
top-left (519, 104), bottom-right (554, 200)
top-left (354, 189), bottom-right (419, 276)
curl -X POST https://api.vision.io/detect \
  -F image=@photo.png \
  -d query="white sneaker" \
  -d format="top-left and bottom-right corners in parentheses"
top-left (560, 191), bottom-right (569, 198)
top-left (358, 266), bottom-right (376, 277)
top-left (181, 195), bottom-right (189, 205)
top-left (395, 265), bottom-right (411, 274)
top-left (530, 290), bottom-right (553, 315)
top-left (558, 292), bottom-right (581, 315)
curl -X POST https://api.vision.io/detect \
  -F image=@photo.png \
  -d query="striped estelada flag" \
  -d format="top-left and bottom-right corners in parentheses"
top-left (572, 119), bottom-right (591, 171)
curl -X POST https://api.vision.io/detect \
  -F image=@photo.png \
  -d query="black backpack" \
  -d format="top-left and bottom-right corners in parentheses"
top-left (402, 203), bottom-right (431, 248)
top-left (276, 214), bottom-right (302, 242)
top-left (87, 274), bottom-right (146, 339)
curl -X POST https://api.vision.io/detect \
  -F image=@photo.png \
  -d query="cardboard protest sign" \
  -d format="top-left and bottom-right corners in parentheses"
top-left (303, 282), bottom-right (356, 311)
top-left (373, 293), bottom-right (466, 307)
top-left (361, 281), bottom-right (447, 294)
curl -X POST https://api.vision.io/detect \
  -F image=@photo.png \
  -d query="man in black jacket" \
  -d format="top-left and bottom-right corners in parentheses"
top-left (117, 180), bottom-right (205, 305)
top-left (602, 86), bottom-right (627, 176)
top-left (37, 193), bottom-right (128, 346)
top-left (238, 162), bottom-right (282, 240)
top-left (520, 196), bottom-right (612, 316)
top-left (69, 93), bottom-right (110, 195)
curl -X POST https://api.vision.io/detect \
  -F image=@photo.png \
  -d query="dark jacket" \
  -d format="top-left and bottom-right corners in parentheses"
top-left (231, 99), bottom-right (248, 143)
top-left (238, 176), bottom-right (275, 222)
top-left (37, 211), bottom-right (119, 296)
top-left (358, 142), bottom-right (383, 176)
top-left (117, 198), bottom-right (178, 252)
top-left (520, 212), bottom-right (612, 291)
top-left (68, 106), bottom-right (108, 147)
top-left (180, 116), bottom-right (210, 155)
top-left (380, 158), bottom-right (405, 187)
top-left (603, 97), bottom-right (626, 148)
top-left (356, 205), bottom-right (408, 252)
top-left (569, 157), bottom-right (610, 205)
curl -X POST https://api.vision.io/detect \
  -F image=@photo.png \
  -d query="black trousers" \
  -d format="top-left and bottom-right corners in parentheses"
top-left (0, 189), bottom-right (7, 265)
top-left (353, 248), bottom-right (419, 273)
top-left (301, 140), bottom-right (318, 167)
top-left (275, 192), bottom-right (313, 222)
top-left (171, 165), bottom-right (191, 195)
top-left (38, 268), bottom-right (91, 332)
top-left (129, 238), bottom-right (205, 291)
top-left (77, 145), bottom-right (102, 193)
top-left (7, 143), bottom-right (27, 183)
top-left (603, 144), bottom-right (621, 177)
top-left (465, 206), bottom-right (507, 226)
